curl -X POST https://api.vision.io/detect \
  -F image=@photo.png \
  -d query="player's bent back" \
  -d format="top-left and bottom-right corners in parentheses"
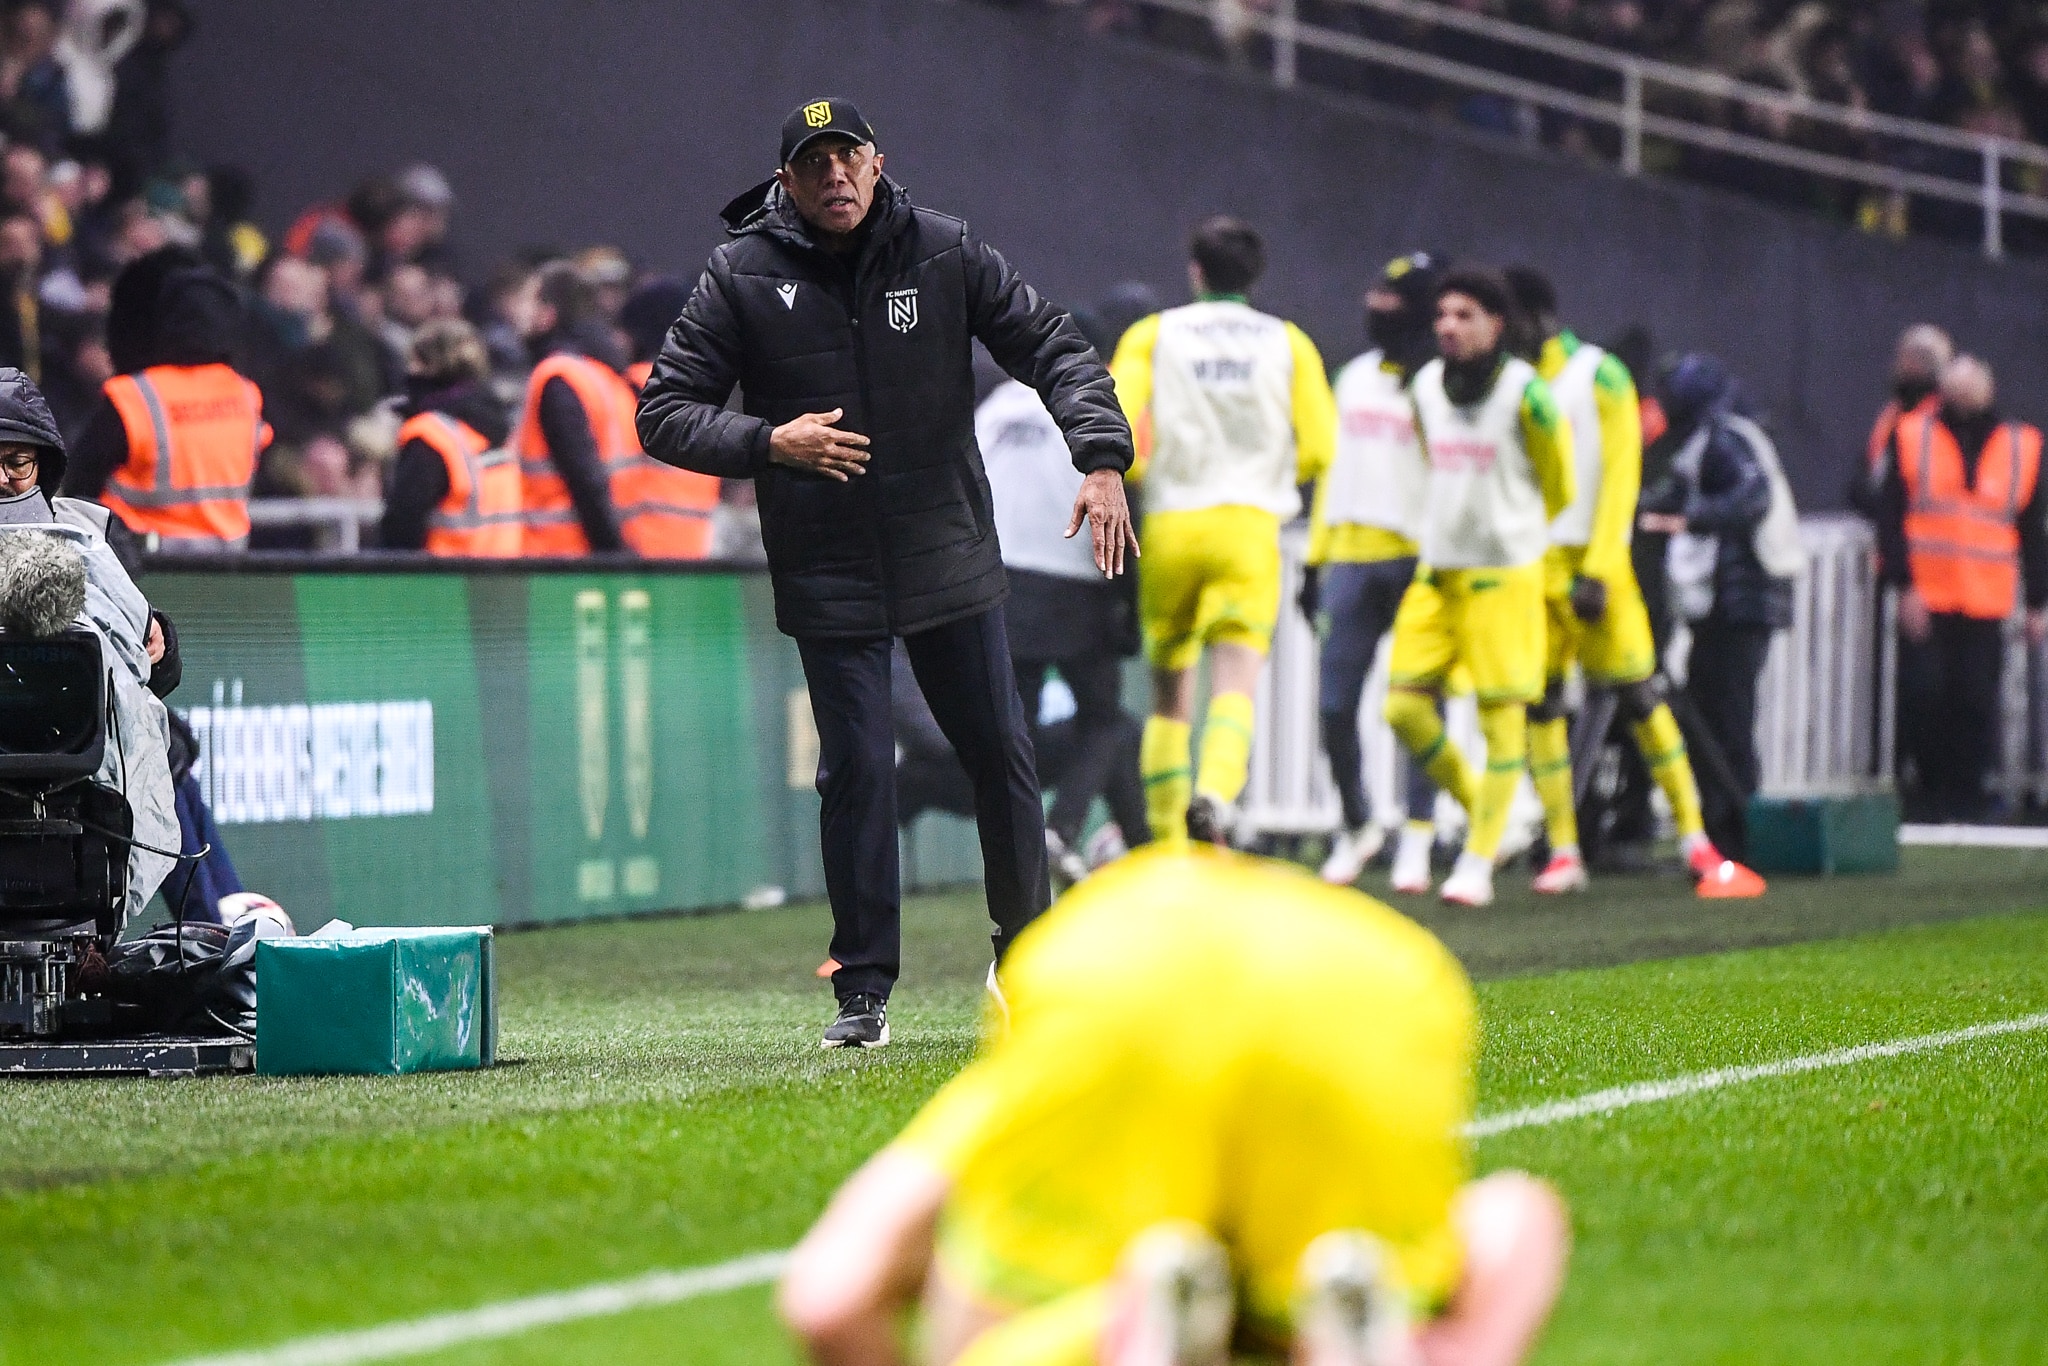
top-left (903, 848), bottom-right (1476, 1336)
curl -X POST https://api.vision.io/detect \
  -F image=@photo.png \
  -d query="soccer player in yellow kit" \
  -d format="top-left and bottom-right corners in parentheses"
top-left (1385, 269), bottom-right (1574, 908)
top-left (1109, 217), bottom-right (1336, 846)
top-left (1503, 268), bottom-right (1765, 899)
top-left (777, 847), bottom-right (1570, 1366)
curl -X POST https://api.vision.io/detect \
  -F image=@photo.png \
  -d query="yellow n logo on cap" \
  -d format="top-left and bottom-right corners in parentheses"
top-left (804, 102), bottom-right (832, 128)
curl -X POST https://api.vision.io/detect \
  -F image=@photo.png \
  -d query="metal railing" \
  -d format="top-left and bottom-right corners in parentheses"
top-left (1242, 517), bottom-right (1899, 840)
top-left (1122, 0), bottom-right (2048, 259)
top-left (247, 497), bottom-right (384, 553)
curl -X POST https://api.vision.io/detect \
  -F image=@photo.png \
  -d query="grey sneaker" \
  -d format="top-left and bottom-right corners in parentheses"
top-left (1186, 794), bottom-right (1229, 847)
top-left (1292, 1230), bottom-right (1410, 1366)
top-left (1100, 1222), bottom-right (1235, 1366)
top-left (821, 993), bottom-right (889, 1049)
top-left (1046, 828), bottom-right (1092, 890)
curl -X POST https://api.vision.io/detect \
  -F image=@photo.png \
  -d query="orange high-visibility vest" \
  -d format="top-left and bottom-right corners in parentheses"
top-left (1868, 393), bottom-right (1937, 479)
top-left (516, 353), bottom-right (718, 558)
top-left (101, 363), bottom-right (269, 548)
top-left (1897, 408), bottom-right (2042, 621)
top-left (394, 410), bottom-right (523, 557)
top-left (624, 359), bottom-right (652, 390)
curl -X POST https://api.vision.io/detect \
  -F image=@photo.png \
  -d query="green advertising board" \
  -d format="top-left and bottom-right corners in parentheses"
top-left (144, 565), bottom-right (984, 929)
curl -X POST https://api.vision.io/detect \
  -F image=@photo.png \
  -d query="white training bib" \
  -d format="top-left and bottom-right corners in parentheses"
top-left (1544, 341), bottom-right (1609, 548)
top-left (976, 380), bottom-right (1098, 582)
top-left (1412, 355), bottom-right (1549, 569)
top-left (1320, 350), bottom-right (1426, 538)
top-left (1142, 299), bottom-right (1302, 518)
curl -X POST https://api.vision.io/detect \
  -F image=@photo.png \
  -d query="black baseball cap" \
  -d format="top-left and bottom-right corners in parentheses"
top-left (779, 98), bottom-right (878, 166)
top-left (1376, 250), bottom-right (1443, 311)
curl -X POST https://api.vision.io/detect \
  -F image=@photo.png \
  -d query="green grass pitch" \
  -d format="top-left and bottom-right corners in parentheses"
top-left (3, 847), bottom-right (2046, 1365)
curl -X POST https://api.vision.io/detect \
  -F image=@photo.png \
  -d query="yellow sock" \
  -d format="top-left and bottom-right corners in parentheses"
top-left (1468, 702), bottom-right (1527, 861)
top-left (1528, 713), bottom-right (1578, 852)
top-left (1386, 688), bottom-right (1475, 813)
top-left (1194, 691), bottom-right (1256, 805)
top-left (1632, 702), bottom-right (1706, 840)
top-left (1141, 715), bottom-right (1194, 845)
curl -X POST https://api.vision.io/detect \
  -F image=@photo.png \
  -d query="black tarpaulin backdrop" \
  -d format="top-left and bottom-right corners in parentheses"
top-left (172, 0), bottom-right (2048, 509)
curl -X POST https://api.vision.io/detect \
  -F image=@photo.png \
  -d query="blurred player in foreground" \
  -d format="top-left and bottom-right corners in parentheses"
top-left (778, 848), bottom-right (1570, 1366)
top-left (1503, 268), bottom-right (1762, 898)
top-left (1111, 218), bottom-right (1335, 845)
top-left (1385, 270), bottom-right (1573, 907)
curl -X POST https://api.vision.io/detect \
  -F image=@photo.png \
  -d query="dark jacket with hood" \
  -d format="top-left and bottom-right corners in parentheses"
top-left (637, 176), bottom-right (1132, 639)
top-left (0, 365), bottom-right (181, 697)
top-left (378, 380), bottom-right (515, 551)
top-left (1651, 356), bottom-right (1794, 630)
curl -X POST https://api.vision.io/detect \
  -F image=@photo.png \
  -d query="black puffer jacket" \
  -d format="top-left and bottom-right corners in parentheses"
top-left (637, 177), bottom-right (1131, 639)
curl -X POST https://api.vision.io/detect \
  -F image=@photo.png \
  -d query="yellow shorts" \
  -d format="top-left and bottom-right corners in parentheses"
top-left (1139, 506), bottom-right (1283, 670)
top-left (1543, 546), bottom-right (1658, 686)
top-left (1386, 561), bottom-right (1547, 705)
top-left (898, 848), bottom-right (1473, 1343)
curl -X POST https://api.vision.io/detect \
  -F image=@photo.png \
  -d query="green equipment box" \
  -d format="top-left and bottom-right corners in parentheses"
top-left (1745, 791), bottom-right (1900, 876)
top-left (256, 927), bottom-right (497, 1075)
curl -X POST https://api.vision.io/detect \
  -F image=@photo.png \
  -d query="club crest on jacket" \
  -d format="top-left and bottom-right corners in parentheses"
top-left (886, 288), bottom-right (919, 333)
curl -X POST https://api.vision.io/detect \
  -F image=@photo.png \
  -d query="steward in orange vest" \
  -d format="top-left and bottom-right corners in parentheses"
top-left (60, 268), bottom-right (269, 552)
top-left (1876, 354), bottom-right (2046, 819)
top-left (380, 319), bottom-right (522, 556)
top-left (1883, 400), bottom-right (2044, 622)
top-left (1852, 325), bottom-right (1951, 517)
top-left (516, 264), bottom-right (718, 559)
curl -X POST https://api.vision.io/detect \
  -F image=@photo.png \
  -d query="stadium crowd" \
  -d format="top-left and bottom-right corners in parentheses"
top-left (7, 0), bottom-right (2026, 838)
top-left (989, 0), bottom-right (2048, 247)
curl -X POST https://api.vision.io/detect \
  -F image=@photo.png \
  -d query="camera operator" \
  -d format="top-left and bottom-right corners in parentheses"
top-left (0, 366), bottom-right (179, 922)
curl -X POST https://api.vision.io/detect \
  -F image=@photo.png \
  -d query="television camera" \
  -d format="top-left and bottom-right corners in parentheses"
top-left (0, 624), bottom-right (133, 1037)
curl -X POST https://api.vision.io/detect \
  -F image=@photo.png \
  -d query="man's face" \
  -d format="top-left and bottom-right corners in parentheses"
top-left (3, 147), bottom-right (41, 211)
top-left (0, 441), bottom-right (39, 496)
top-left (1892, 342), bottom-right (1938, 391)
top-left (776, 137), bottom-right (884, 238)
top-left (0, 216), bottom-right (39, 276)
top-left (1435, 292), bottom-right (1503, 363)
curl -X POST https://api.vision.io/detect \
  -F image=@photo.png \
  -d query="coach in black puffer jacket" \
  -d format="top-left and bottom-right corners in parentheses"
top-left (637, 167), bottom-right (1131, 637)
top-left (637, 100), bottom-right (1135, 1048)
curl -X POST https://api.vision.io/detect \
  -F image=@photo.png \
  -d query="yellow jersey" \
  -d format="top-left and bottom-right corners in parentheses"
top-left (1539, 331), bottom-right (1641, 584)
top-left (1109, 298), bottom-right (1335, 518)
top-left (897, 846), bottom-right (1475, 1337)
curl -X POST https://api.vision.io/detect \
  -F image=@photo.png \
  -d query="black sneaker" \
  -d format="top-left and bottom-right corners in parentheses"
top-left (821, 993), bottom-right (889, 1050)
top-left (1186, 794), bottom-right (1228, 846)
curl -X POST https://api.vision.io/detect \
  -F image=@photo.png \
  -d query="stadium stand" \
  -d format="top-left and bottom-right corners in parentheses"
top-left (987, 0), bottom-right (2048, 256)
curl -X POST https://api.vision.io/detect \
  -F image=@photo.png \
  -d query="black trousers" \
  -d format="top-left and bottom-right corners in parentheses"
top-left (1317, 557), bottom-right (1435, 830)
top-left (797, 607), bottom-right (1050, 1002)
top-left (1905, 612), bottom-right (2006, 819)
top-left (1685, 618), bottom-right (1775, 857)
top-left (1013, 651), bottom-right (1144, 845)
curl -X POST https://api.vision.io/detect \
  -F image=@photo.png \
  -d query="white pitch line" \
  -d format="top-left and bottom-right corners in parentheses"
top-left (1463, 1010), bottom-right (2048, 1138)
top-left (162, 1251), bottom-right (789, 1366)
top-left (162, 1011), bottom-right (2048, 1366)
top-left (1899, 822), bottom-right (2048, 848)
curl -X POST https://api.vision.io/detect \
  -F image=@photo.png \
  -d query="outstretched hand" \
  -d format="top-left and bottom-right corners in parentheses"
top-left (1066, 468), bottom-right (1139, 578)
top-left (770, 408), bottom-right (871, 482)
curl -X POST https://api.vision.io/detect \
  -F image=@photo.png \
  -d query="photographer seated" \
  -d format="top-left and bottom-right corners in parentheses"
top-left (0, 367), bottom-right (180, 925)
